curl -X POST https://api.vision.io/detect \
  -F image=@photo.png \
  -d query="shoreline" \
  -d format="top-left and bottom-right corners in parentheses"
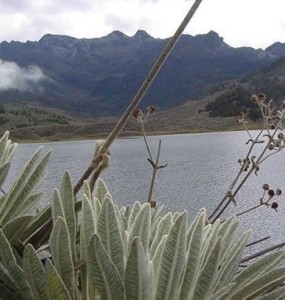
top-left (10, 124), bottom-right (263, 144)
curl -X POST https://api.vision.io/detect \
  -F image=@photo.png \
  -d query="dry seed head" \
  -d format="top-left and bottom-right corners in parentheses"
top-left (257, 93), bottom-right (266, 101)
top-left (278, 132), bottom-right (284, 140)
top-left (250, 94), bottom-right (258, 103)
top-left (276, 188), bottom-right (282, 196)
top-left (132, 109), bottom-right (143, 119)
top-left (147, 106), bottom-right (157, 114)
top-left (268, 189), bottom-right (275, 197)
top-left (262, 183), bottom-right (269, 191)
top-left (271, 202), bottom-right (278, 210)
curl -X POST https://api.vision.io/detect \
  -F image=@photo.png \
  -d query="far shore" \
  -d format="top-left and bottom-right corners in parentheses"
top-left (9, 122), bottom-right (263, 144)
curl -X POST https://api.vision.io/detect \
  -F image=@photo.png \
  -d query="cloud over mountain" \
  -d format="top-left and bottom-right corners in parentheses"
top-left (0, 59), bottom-right (46, 91)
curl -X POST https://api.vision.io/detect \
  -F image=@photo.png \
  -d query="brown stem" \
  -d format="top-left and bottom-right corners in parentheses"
top-left (72, 0), bottom-right (203, 196)
top-left (89, 164), bottom-right (104, 192)
top-left (209, 141), bottom-right (256, 220)
top-left (211, 166), bottom-right (255, 223)
top-left (147, 140), bottom-right (162, 203)
top-left (93, 0), bottom-right (203, 158)
top-left (241, 241), bottom-right (285, 263)
top-left (140, 120), bottom-right (154, 162)
top-left (73, 155), bottom-right (103, 195)
top-left (245, 236), bottom-right (270, 248)
top-left (236, 203), bottom-right (264, 217)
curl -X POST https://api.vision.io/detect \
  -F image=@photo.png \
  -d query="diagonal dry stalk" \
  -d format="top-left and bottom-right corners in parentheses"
top-left (73, 0), bottom-right (204, 195)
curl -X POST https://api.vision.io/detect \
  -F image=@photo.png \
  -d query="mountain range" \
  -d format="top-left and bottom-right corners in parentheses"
top-left (0, 30), bottom-right (285, 116)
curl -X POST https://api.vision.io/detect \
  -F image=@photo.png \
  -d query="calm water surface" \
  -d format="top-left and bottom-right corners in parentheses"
top-left (5, 131), bottom-right (285, 252)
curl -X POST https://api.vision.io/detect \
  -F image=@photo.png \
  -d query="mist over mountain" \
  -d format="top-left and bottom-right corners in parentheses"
top-left (0, 30), bottom-right (285, 116)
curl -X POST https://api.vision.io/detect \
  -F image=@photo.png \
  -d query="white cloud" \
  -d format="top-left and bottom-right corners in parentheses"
top-left (0, 60), bottom-right (46, 91)
top-left (0, 0), bottom-right (284, 48)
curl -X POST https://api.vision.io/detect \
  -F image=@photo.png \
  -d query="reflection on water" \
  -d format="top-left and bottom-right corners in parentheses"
top-left (4, 131), bottom-right (285, 251)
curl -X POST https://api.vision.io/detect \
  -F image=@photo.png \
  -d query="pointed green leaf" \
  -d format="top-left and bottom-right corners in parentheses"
top-left (186, 208), bottom-right (206, 251)
top-left (200, 219), bottom-right (221, 268)
top-left (3, 215), bottom-right (33, 244)
top-left (0, 131), bottom-right (10, 164)
top-left (155, 212), bottom-right (187, 300)
top-left (13, 192), bottom-right (43, 216)
top-left (80, 195), bottom-right (96, 300)
top-left (258, 285), bottom-right (285, 300)
top-left (23, 244), bottom-right (48, 300)
top-left (97, 195), bottom-right (124, 276)
top-left (150, 212), bottom-right (173, 258)
top-left (149, 215), bottom-right (162, 245)
top-left (127, 201), bottom-right (141, 230)
top-left (94, 178), bottom-right (109, 203)
top-left (218, 215), bottom-right (240, 262)
top-left (151, 234), bottom-right (167, 289)
top-left (125, 238), bottom-right (150, 300)
top-left (0, 161), bottom-right (11, 189)
top-left (179, 209), bottom-right (206, 300)
top-left (209, 283), bottom-right (235, 300)
top-left (80, 196), bottom-right (96, 261)
top-left (59, 171), bottom-right (77, 262)
top-left (0, 229), bottom-right (32, 299)
top-left (193, 238), bottom-right (222, 300)
top-left (21, 205), bottom-right (51, 243)
top-left (232, 250), bottom-right (285, 292)
top-left (49, 217), bottom-right (75, 298)
top-left (91, 196), bottom-right (101, 224)
top-left (129, 203), bottom-right (151, 253)
top-left (51, 189), bottom-right (64, 223)
top-left (44, 259), bottom-right (71, 300)
top-left (215, 231), bottom-right (250, 290)
top-left (87, 234), bottom-right (124, 300)
top-left (1, 150), bottom-right (50, 224)
top-left (231, 267), bottom-right (285, 300)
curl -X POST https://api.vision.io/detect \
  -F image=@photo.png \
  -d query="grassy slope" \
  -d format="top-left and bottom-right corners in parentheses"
top-left (0, 95), bottom-right (262, 142)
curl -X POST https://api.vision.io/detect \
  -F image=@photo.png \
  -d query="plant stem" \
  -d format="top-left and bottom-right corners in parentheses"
top-left (236, 203), bottom-right (263, 217)
top-left (245, 236), bottom-right (270, 248)
top-left (95, 0), bottom-right (203, 157)
top-left (147, 140), bottom-right (162, 203)
top-left (241, 241), bottom-right (285, 263)
top-left (73, 0), bottom-right (203, 195)
top-left (140, 120), bottom-right (154, 162)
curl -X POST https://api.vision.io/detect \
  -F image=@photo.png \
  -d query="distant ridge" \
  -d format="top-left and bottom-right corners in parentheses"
top-left (0, 30), bottom-right (285, 116)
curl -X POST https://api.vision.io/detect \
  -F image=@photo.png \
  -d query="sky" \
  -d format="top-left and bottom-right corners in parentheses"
top-left (0, 0), bottom-right (285, 50)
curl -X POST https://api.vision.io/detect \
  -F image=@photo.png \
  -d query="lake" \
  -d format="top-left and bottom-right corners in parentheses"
top-left (4, 131), bottom-right (285, 253)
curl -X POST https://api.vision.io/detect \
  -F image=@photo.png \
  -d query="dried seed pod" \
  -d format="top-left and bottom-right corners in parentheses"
top-left (268, 189), bottom-right (275, 197)
top-left (271, 202), bottom-right (278, 210)
top-left (268, 143), bottom-right (275, 150)
top-left (147, 106), bottom-right (157, 114)
top-left (262, 183), bottom-right (269, 191)
top-left (276, 189), bottom-right (282, 196)
top-left (278, 132), bottom-right (284, 140)
top-left (132, 109), bottom-right (143, 119)
top-left (257, 93), bottom-right (266, 102)
top-left (250, 94), bottom-right (258, 103)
